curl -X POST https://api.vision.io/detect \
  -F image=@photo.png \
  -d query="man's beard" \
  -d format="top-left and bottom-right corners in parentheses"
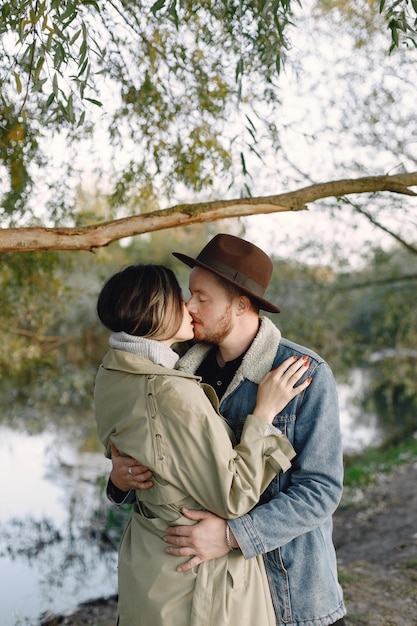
top-left (193, 305), bottom-right (233, 345)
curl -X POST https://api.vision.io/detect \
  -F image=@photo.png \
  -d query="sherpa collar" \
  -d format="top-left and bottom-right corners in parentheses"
top-left (176, 317), bottom-right (281, 401)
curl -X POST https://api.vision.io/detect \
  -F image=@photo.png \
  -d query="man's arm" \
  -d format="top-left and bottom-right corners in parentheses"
top-left (229, 361), bottom-right (343, 558)
top-left (163, 508), bottom-right (235, 571)
top-left (106, 441), bottom-right (154, 505)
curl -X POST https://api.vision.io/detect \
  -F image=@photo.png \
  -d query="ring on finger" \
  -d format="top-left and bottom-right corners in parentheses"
top-left (128, 467), bottom-right (133, 475)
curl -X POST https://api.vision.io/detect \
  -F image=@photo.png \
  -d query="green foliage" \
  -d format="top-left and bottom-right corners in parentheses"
top-left (0, 251), bottom-right (65, 379)
top-left (343, 247), bottom-right (417, 433)
top-left (0, 0), bottom-right (297, 220)
top-left (0, 0), bottom-right (103, 120)
top-left (0, 224), bottom-right (220, 405)
top-left (0, 248), bottom-right (104, 406)
top-left (265, 244), bottom-right (417, 437)
top-left (0, 107), bottom-right (39, 219)
top-left (267, 257), bottom-right (352, 370)
top-left (1, 225), bottom-right (416, 442)
top-left (315, 0), bottom-right (417, 50)
top-left (381, 0), bottom-right (417, 51)
top-left (343, 431), bottom-right (417, 488)
top-left (2, 0), bottom-right (416, 227)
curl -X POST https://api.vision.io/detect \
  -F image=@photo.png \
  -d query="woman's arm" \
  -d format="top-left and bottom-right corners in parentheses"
top-left (106, 357), bottom-right (309, 510)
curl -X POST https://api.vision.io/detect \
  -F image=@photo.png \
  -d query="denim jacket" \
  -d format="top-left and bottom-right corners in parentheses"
top-left (176, 317), bottom-right (346, 626)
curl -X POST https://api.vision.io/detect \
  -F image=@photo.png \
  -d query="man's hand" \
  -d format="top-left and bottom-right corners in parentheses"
top-left (109, 440), bottom-right (153, 491)
top-left (163, 509), bottom-right (238, 572)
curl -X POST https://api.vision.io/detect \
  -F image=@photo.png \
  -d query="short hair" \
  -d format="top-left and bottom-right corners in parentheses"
top-left (97, 264), bottom-right (183, 340)
top-left (210, 272), bottom-right (260, 314)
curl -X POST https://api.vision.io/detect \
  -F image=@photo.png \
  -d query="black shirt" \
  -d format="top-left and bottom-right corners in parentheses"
top-left (196, 347), bottom-right (244, 401)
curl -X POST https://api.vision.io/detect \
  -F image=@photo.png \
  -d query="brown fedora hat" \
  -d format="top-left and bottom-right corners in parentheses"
top-left (173, 233), bottom-right (281, 313)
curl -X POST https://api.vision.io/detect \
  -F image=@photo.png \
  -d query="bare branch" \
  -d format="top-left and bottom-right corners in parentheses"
top-left (342, 197), bottom-right (417, 255)
top-left (334, 274), bottom-right (417, 291)
top-left (1, 172), bottom-right (416, 252)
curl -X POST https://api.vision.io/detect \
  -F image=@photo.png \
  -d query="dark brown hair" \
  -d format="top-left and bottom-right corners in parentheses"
top-left (97, 264), bottom-right (183, 340)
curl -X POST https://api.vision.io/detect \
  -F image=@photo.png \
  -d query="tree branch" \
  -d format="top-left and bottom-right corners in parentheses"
top-left (341, 196), bottom-right (417, 256)
top-left (1, 173), bottom-right (416, 252)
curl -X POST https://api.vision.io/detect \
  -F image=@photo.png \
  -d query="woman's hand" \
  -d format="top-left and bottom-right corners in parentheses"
top-left (253, 356), bottom-right (312, 423)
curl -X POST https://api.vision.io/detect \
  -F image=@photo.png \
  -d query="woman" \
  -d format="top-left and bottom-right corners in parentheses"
top-left (94, 264), bottom-right (310, 626)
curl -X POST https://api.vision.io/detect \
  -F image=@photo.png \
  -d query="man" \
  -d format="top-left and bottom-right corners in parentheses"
top-left (108, 233), bottom-right (347, 626)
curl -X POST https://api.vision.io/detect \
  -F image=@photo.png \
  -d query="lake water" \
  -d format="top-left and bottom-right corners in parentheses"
top-left (0, 372), bottom-right (381, 626)
top-left (0, 422), bottom-right (118, 626)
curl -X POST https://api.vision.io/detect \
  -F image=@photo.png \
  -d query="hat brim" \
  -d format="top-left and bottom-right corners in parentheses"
top-left (172, 251), bottom-right (281, 314)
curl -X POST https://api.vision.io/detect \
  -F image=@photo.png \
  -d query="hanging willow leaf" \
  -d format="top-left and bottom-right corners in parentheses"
top-left (33, 56), bottom-right (45, 82)
top-left (52, 73), bottom-right (59, 97)
top-left (151, 0), bottom-right (168, 15)
top-left (13, 72), bottom-right (22, 94)
top-left (84, 97), bottom-right (103, 106)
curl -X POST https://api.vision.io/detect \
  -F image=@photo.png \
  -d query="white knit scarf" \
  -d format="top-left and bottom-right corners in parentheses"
top-left (109, 331), bottom-right (179, 369)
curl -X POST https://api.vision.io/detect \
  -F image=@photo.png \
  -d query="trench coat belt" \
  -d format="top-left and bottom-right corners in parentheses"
top-left (134, 501), bottom-right (157, 519)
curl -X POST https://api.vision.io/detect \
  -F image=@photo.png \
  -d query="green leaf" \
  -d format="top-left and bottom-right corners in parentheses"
top-left (275, 53), bottom-right (281, 74)
top-left (240, 151), bottom-right (247, 175)
top-left (77, 58), bottom-right (89, 76)
top-left (33, 55), bottom-right (45, 82)
top-left (246, 125), bottom-right (256, 142)
top-left (45, 32), bottom-right (54, 52)
top-left (31, 77), bottom-right (48, 93)
top-left (151, 0), bottom-right (167, 15)
top-left (52, 73), bottom-right (59, 97)
top-left (84, 97), bottom-right (103, 107)
top-left (80, 39), bottom-right (87, 61)
top-left (77, 110), bottom-right (86, 127)
top-left (248, 143), bottom-right (263, 162)
top-left (379, 0), bottom-right (386, 14)
top-left (82, 0), bottom-right (101, 11)
top-left (245, 114), bottom-right (257, 133)
top-left (66, 95), bottom-right (75, 122)
top-left (13, 72), bottom-right (22, 94)
top-left (70, 29), bottom-right (82, 46)
top-left (235, 57), bottom-right (244, 82)
top-left (390, 20), bottom-right (399, 46)
top-left (60, 2), bottom-right (77, 22)
top-left (46, 92), bottom-right (55, 107)
top-left (167, 0), bottom-right (179, 29)
top-left (243, 182), bottom-right (252, 197)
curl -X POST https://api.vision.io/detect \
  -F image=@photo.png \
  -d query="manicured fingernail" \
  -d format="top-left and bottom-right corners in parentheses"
top-left (307, 377), bottom-right (313, 383)
top-left (293, 356), bottom-right (299, 360)
top-left (302, 355), bottom-right (309, 360)
top-left (304, 360), bottom-right (310, 367)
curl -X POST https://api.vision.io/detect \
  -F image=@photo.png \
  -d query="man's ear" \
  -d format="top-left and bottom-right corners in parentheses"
top-left (236, 295), bottom-right (251, 315)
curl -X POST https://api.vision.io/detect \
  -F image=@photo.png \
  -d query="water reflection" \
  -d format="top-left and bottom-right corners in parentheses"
top-left (0, 374), bottom-right (380, 626)
top-left (338, 369), bottom-right (382, 454)
top-left (0, 424), bottom-right (117, 626)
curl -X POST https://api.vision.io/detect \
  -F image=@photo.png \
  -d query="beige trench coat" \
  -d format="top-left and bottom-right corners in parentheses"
top-left (94, 349), bottom-right (295, 626)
